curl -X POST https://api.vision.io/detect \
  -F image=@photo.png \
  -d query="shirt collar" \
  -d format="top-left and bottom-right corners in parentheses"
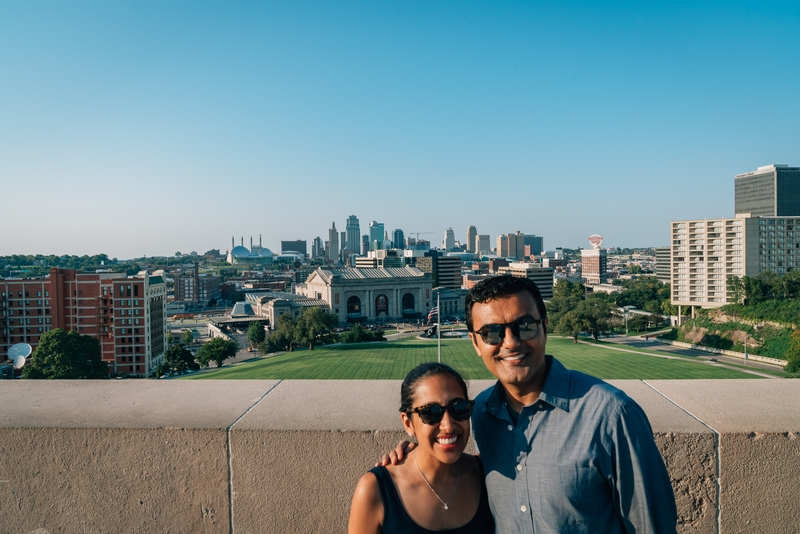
top-left (480, 355), bottom-right (571, 416)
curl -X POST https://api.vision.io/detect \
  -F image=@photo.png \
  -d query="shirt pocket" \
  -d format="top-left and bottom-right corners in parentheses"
top-left (535, 463), bottom-right (611, 532)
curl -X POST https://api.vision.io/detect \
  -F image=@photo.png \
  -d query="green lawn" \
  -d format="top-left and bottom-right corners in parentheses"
top-left (182, 337), bottom-right (765, 380)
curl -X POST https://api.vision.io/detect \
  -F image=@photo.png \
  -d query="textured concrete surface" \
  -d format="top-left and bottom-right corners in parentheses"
top-left (0, 379), bottom-right (798, 534)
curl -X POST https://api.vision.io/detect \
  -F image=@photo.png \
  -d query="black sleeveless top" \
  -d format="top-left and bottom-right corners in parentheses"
top-left (369, 462), bottom-right (494, 534)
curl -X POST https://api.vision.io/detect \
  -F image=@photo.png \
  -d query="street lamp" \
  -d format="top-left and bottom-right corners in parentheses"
top-left (432, 286), bottom-right (445, 363)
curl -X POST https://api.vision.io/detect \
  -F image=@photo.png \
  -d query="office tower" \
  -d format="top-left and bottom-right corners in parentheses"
top-left (312, 237), bottom-right (324, 259)
top-left (416, 256), bottom-right (462, 290)
top-left (346, 215), bottom-right (361, 252)
top-left (496, 232), bottom-right (525, 259)
top-left (442, 228), bottom-right (455, 252)
top-left (393, 229), bottom-right (405, 250)
top-left (497, 263), bottom-right (555, 299)
top-left (581, 235), bottom-right (608, 285)
top-left (328, 222), bottom-right (339, 262)
top-left (735, 164), bottom-right (800, 217)
top-left (1, 268), bottom-right (166, 377)
top-left (369, 221), bottom-right (384, 251)
top-left (523, 235), bottom-right (544, 256)
top-left (466, 226), bottom-right (477, 253)
top-left (362, 235), bottom-right (370, 255)
top-left (476, 235), bottom-right (490, 255)
top-left (496, 235), bottom-right (508, 257)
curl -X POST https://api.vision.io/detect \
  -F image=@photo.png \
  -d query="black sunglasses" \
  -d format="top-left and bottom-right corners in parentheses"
top-left (474, 315), bottom-right (544, 345)
top-left (407, 399), bottom-right (475, 425)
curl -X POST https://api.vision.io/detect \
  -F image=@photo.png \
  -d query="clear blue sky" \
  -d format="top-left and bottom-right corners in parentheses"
top-left (2, 1), bottom-right (798, 259)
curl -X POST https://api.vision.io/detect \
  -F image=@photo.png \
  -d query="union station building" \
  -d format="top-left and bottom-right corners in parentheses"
top-left (296, 266), bottom-right (433, 324)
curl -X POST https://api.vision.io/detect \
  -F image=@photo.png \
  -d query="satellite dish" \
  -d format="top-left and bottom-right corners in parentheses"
top-left (8, 343), bottom-right (32, 360)
top-left (13, 356), bottom-right (27, 369)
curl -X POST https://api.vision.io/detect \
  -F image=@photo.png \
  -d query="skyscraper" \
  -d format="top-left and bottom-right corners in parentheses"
top-left (393, 229), bottom-right (405, 250)
top-left (328, 222), bottom-right (339, 262)
top-left (476, 235), bottom-right (490, 255)
top-left (442, 228), bottom-right (455, 251)
top-left (735, 164), bottom-right (800, 217)
top-left (369, 221), bottom-right (384, 251)
top-left (346, 215), bottom-right (361, 251)
top-left (466, 226), bottom-right (477, 253)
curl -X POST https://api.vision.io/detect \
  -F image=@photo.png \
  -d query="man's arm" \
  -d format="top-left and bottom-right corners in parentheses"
top-left (610, 400), bottom-right (678, 534)
top-left (374, 440), bottom-right (416, 467)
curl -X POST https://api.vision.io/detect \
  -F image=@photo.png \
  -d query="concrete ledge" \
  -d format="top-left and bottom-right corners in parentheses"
top-left (1, 380), bottom-right (799, 533)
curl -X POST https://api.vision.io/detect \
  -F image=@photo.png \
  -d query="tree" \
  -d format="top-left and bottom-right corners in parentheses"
top-left (196, 337), bottom-right (239, 368)
top-left (159, 343), bottom-right (199, 377)
top-left (167, 331), bottom-right (174, 345)
top-left (247, 321), bottom-right (266, 348)
top-left (554, 310), bottom-right (585, 343)
top-left (575, 298), bottom-right (615, 341)
top-left (785, 330), bottom-right (800, 374)
top-left (182, 330), bottom-right (194, 344)
top-left (23, 329), bottom-right (109, 379)
top-left (293, 307), bottom-right (339, 349)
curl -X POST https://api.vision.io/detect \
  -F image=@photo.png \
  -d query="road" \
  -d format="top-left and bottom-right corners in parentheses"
top-left (601, 334), bottom-right (784, 376)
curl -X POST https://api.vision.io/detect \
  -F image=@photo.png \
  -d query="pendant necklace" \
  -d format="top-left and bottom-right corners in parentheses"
top-left (413, 452), bottom-right (460, 511)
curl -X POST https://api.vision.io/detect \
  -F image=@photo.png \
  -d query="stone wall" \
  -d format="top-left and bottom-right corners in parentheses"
top-left (1, 379), bottom-right (798, 533)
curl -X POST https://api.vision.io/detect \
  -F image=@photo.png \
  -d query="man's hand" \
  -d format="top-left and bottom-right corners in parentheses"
top-left (375, 440), bottom-right (416, 467)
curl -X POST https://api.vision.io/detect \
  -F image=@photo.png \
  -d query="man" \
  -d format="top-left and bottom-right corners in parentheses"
top-left (386, 275), bottom-right (677, 533)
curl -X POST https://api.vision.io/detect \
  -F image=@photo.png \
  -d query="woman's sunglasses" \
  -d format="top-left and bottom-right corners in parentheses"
top-left (407, 399), bottom-right (475, 425)
top-left (474, 315), bottom-right (544, 345)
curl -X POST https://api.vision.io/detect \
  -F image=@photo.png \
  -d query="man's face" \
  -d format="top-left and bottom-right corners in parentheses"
top-left (468, 291), bottom-right (548, 394)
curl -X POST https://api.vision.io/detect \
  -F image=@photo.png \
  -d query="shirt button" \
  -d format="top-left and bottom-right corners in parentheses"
top-left (507, 425), bottom-right (513, 431)
top-left (516, 464), bottom-right (523, 472)
top-left (520, 505), bottom-right (527, 513)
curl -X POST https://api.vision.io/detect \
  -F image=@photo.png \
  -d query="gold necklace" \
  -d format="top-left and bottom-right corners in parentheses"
top-left (413, 452), bottom-right (460, 511)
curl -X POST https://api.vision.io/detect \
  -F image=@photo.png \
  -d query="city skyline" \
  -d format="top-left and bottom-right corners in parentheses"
top-left (2, 2), bottom-right (799, 258)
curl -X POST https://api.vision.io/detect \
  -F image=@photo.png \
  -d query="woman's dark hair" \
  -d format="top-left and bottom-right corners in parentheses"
top-left (399, 362), bottom-right (469, 413)
top-left (465, 275), bottom-right (546, 332)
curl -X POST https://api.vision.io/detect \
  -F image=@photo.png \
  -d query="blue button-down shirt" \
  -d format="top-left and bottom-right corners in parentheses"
top-left (472, 356), bottom-right (677, 534)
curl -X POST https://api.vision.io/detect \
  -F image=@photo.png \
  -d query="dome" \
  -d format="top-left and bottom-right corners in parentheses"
top-left (231, 246), bottom-right (251, 257)
top-left (258, 248), bottom-right (273, 257)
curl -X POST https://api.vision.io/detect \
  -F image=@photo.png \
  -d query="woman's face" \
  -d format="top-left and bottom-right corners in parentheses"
top-left (401, 374), bottom-right (470, 464)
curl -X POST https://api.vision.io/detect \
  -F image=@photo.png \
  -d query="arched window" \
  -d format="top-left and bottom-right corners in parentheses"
top-left (402, 293), bottom-right (415, 313)
top-left (347, 296), bottom-right (361, 317)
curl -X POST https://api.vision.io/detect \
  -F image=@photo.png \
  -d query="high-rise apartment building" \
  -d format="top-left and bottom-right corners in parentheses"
top-left (346, 216), bottom-right (361, 252)
top-left (369, 221), bottom-right (384, 251)
top-left (735, 164), bottom-right (800, 217)
top-left (442, 228), bottom-right (455, 252)
top-left (328, 222), bottom-right (339, 262)
top-left (466, 226), bottom-right (477, 253)
top-left (1, 268), bottom-right (166, 377)
top-left (670, 215), bottom-right (800, 311)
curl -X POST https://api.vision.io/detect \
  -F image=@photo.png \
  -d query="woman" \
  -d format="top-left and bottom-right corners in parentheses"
top-left (348, 362), bottom-right (493, 533)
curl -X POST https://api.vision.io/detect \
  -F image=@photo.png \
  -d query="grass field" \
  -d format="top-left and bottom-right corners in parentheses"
top-left (182, 336), bottom-right (765, 380)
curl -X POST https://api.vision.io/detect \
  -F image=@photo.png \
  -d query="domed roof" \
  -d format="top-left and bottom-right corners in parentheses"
top-left (231, 246), bottom-right (252, 257)
top-left (258, 248), bottom-right (273, 257)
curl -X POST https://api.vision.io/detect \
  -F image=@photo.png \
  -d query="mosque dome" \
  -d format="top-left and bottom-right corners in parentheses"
top-left (231, 246), bottom-right (252, 257)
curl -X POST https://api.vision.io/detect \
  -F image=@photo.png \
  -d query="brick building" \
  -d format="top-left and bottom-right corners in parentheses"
top-left (1, 268), bottom-right (167, 377)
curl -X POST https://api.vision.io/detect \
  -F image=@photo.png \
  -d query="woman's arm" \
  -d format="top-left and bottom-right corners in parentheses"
top-left (348, 472), bottom-right (384, 534)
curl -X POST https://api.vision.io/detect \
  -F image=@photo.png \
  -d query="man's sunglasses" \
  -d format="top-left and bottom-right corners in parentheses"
top-left (474, 315), bottom-right (545, 345)
top-left (407, 399), bottom-right (475, 425)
